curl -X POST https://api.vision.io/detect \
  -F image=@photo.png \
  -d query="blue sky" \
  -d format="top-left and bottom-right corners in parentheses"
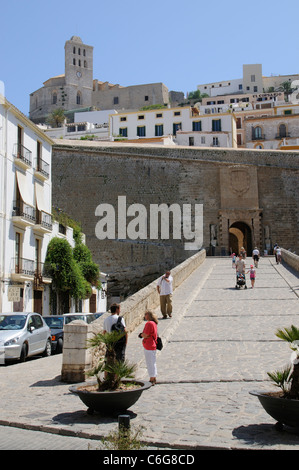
top-left (1, 0), bottom-right (298, 116)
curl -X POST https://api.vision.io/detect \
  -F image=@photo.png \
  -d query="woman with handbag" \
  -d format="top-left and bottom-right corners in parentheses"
top-left (139, 311), bottom-right (159, 385)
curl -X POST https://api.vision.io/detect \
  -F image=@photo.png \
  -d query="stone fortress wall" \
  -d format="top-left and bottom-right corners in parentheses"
top-left (52, 140), bottom-right (299, 297)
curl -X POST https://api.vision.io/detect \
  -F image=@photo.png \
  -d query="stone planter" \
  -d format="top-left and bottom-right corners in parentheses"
top-left (250, 391), bottom-right (299, 430)
top-left (69, 379), bottom-right (152, 415)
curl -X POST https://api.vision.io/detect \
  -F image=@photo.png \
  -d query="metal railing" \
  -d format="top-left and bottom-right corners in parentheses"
top-left (13, 257), bottom-right (35, 276)
top-left (12, 201), bottom-right (36, 222)
top-left (36, 210), bottom-right (52, 230)
top-left (35, 261), bottom-right (52, 279)
top-left (35, 158), bottom-right (50, 178)
top-left (13, 143), bottom-right (32, 167)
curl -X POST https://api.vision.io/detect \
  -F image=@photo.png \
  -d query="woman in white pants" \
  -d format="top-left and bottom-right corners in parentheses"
top-left (139, 311), bottom-right (158, 385)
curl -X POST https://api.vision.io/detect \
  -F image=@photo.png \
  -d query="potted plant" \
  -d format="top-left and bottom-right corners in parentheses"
top-left (250, 325), bottom-right (299, 430)
top-left (69, 330), bottom-right (151, 415)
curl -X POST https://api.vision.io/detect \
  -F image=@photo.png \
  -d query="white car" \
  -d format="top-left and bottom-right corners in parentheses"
top-left (0, 312), bottom-right (52, 363)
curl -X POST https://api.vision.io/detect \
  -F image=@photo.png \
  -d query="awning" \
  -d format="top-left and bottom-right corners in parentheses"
top-left (16, 170), bottom-right (33, 206)
top-left (35, 182), bottom-right (49, 213)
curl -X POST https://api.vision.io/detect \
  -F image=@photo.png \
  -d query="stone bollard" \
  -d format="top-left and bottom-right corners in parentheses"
top-left (61, 320), bottom-right (93, 383)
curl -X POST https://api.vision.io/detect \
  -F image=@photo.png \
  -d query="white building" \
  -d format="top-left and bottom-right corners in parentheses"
top-left (109, 106), bottom-right (237, 148)
top-left (0, 90), bottom-right (106, 315)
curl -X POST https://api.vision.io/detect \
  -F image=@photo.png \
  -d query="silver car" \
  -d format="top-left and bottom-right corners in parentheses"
top-left (0, 312), bottom-right (52, 363)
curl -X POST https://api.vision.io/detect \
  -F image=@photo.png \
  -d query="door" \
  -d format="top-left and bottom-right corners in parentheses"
top-left (34, 290), bottom-right (43, 315)
top-left (27, 314), bottom-right (46, 355)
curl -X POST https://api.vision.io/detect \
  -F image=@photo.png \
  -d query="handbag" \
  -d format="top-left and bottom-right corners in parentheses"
top-left (156, 336), bottom-right (163, 351)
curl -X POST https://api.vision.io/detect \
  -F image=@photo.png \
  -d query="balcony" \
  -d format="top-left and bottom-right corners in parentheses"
top-left (252, 134), bottom-right (265, 141)
top-left (275, 133), bottom-right (291, 140)
top-left (34, 210), bottom-right (53, 234)
top-left (11, 257), bottom-right (35, 282)
top-left (12, 201), bottom-right (36, 227)
top-left (13, 143), bottom-right (32, 169)
top-left (34, 158), bottom-right (50, 180)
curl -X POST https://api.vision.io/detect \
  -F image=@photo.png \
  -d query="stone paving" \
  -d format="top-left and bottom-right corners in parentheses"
top-left (0, 256), bottom-right (299, 450)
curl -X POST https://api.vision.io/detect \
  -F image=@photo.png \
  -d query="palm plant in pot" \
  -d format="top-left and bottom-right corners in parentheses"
top-left (250, 325), bottom-right (299, 430)
top-left (69, 330), bottom-right (151, 415)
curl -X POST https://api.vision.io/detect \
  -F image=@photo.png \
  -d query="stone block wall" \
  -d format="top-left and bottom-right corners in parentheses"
top-left (281, 248), bottom-right (299, 272)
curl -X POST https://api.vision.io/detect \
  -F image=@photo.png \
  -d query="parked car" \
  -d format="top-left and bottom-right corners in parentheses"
top-left (0, 312), bottom-right (51, 363)
top-left (43, 316), bottom-right (64, 354)
top-left (63, 313), bottom-right (97, 325)
top-left (94, 313), bottom-right (104, 320)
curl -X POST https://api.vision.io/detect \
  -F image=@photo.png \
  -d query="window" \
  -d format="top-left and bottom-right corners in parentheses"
top-left (145, 96), bottom-right (149, 101)
top-left (192, 121), bottom-right (202, 131)
top-left (137, 126), bottom-right (146, 137)
top-left (253, 126), bottom-right (262, 139)
top-left (119, 128), bottom-right (128, 137)
top-left (73, 47), bottom-right (76, 54)
top-left (83, 49), bottom-right (86, 56)
top-left (155, 124), bottom-right (164, 137)
top-left (84, 60), bottom-right (87, 68)
top-left (174, 111), bottom-right (181, 116)
top-left (120, 116), bottom-right (127, 122)
top-left (189, 137), bottom-right (194, 146)
top-left (76, 92), bottom-right (81, 105)
top-left (251, 75), bottom-right (256, 82)
top-left (15, 232), bottom-right (21, 269)
top-left (138, 115), bottom-right (145, 120)
top-left (73, 58), bottom-right (76, 65)
top-left (212, 119), bottom-right (221, 132)
top-left (239, 84), bottom-right (243, 90)
top-left (78, 48), bottom-right (81, 55)
top-left (213, 137), bottom-right (219, 146)
top-left (173, 123), bottom-right (181, 135)
top-left (113, 97), bottom-right (119, 105)
top-left (201, 136), bottom-right (205, 144)
top-left (284, 110), bottom-right (292, 115)
top-left (156, 113), bottom-right (163, 118)
top-left (253, 86), bottom-right (258, 92)
top-left (52, 92), bottom-right (57, 105)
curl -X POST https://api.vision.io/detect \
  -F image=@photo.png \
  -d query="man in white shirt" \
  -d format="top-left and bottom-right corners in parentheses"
top-left (157, 270), bottom-right (173, 319)
top-left (103, 303), bottom-right (127, 361)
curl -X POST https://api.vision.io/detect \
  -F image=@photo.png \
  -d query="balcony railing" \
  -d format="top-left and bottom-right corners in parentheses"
top-left (252, 134), bottom-right (265, 141)
top-left (12, 201), bottom-right (36, 222)
top-left (35, 158), bottom-right (50, 178)
top-left (275, 133), bottom-right (291, 140)
top-left (36, 210), bottom-right (53, 230)
top-left (13, 257), bottom-right (35, 277)
top-left (13, 143), bottom-right (32, 167)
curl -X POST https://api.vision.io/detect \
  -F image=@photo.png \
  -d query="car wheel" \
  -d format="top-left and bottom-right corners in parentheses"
top-left (20, 343), bottom-right (27, 362)
top-left (56, 338), bottom-right (63, 354)
top-left (43, 339), bottom-right (52, 357)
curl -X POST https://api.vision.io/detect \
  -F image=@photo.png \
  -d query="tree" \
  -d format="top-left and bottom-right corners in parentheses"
top-left (46, 108), bottom-right (66, 128)
top-left (187, 90), bottom-right (209, 101)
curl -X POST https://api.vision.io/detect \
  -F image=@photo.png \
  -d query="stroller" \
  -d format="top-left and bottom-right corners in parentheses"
top-left (235, 272), bottom-right (247, 289)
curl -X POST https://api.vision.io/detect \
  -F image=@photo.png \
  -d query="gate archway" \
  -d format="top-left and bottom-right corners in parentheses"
top-left (229, 221), bottom-right (252, 255)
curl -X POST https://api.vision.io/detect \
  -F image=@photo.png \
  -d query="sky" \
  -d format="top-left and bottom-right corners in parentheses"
top-left (1, 0), bottom-right (298, 116)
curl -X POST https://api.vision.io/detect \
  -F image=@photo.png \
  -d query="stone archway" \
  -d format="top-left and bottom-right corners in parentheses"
top-left (229, 221), bottom-right (252, 255)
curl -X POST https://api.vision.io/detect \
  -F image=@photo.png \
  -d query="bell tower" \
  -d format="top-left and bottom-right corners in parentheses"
top-left (64, 36), bottom-right (93, 109)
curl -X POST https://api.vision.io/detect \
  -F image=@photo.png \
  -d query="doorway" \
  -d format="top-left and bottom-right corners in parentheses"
top-left (229, 222), bottom-right (252, 255)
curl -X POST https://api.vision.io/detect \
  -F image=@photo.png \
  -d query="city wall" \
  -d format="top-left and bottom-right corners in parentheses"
top-left (52, 140), bottom-right (299, 297)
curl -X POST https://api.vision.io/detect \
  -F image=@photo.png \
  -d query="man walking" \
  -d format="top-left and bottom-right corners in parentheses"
top-left (103, 303), bottom-right (127, 361)
top-left (157, 270), bottom-right (173, 319)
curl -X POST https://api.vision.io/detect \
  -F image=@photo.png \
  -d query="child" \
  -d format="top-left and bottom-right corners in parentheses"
top-left (246, 265), bottom-right (256, 288)
top-left (231, 253), bottom-right (236, 268)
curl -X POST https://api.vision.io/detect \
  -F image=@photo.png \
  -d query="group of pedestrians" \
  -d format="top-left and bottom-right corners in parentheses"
top-left (102, 270), bottom-right (173, 386)
top-left (232, 246), bottom-right (259, 288)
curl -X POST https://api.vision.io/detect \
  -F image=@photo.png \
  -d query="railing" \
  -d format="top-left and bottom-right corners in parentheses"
top-left (13, 257), bottom-right (35, 276)
top-left (275, 133), bottom-right (291, 140)
top-left (13, 143), bottom-right (32, 167)
top-left (35, 158), bottom-right (50, 178)
top-left (252, 134), bottom-right (265, 141)
top-left (36, 210), bottom-right (53, 230)
top-left (12, 201), bottom-right (36, 222)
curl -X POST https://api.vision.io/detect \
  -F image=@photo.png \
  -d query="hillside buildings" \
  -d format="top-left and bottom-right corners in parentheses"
top-left (29, 36), bottom-right (182, 124)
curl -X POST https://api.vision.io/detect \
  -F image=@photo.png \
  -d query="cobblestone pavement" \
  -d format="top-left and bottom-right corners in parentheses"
top-left (0, 256), bottom-right (299, 450)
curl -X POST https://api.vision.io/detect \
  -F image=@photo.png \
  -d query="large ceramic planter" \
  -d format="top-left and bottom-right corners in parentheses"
top-left (69, 379), bottom-right (152, 415)
top-left (250, 391), bottom-right (299, 430)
